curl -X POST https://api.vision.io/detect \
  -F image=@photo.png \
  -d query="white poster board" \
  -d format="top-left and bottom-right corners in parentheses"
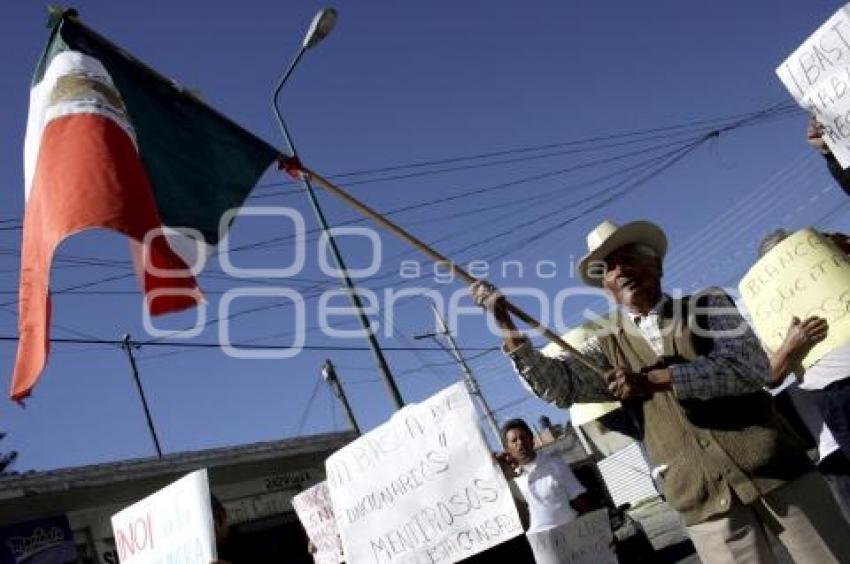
top-left (777, 3), bottom-right (850, 168)
top-left (526, 509), bottom-right (617, 564)
top-left (325, 383), bottom-right (523, 563)
top-left (293, 481), bottom-right (344, 564)
top-left (111, 469), bottom-right (216, 563)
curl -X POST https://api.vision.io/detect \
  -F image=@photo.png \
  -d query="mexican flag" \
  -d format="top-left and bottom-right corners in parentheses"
top-left (12, 12), bottom-right (280, 401)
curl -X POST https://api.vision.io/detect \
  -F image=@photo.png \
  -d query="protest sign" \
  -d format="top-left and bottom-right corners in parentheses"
top-left (526, 509), bottom-right (616, 564)
top-left (325, 383), bottom-right (523, 564)
top-left (110, 469), bottom-right (216, 563)
top-left (293, 481), bottom-right (344, 564)
top-left (739, 229), bottom-right (850, 367)
top-left (0, 515), bottom-right (78, 564)
top-left (777, 3), bottom-right (850, 168)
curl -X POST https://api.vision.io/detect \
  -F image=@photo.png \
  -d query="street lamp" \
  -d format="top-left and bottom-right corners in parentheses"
top-left (303, 8), bottom-right (337, 49)
top-left (272, 8), bottom-right (405, 410)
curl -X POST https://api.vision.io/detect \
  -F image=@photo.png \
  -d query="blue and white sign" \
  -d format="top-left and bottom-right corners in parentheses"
top-left (0, 515), bottom-right (78, 564)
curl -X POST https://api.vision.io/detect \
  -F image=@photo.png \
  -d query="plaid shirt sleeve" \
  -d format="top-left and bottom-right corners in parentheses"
top-left (668, 289), bottom-right (771, 400)
top-left (505, 337), bottom-right (615, 407)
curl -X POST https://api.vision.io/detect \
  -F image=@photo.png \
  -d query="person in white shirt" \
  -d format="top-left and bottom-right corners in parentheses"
top-left (760, 229), bottom-right (850, 522)
top-left (496, 418), bottom-right (593, 533)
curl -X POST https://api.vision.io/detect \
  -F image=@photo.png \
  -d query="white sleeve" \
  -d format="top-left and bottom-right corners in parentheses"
top-left (554, 457), bottom-right (586, 498)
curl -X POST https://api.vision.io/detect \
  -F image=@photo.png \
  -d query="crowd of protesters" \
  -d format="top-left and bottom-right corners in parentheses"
top-left (241, 118), bottom-right (850, 564)
top-left (466, 120), bottom-right (850, 563)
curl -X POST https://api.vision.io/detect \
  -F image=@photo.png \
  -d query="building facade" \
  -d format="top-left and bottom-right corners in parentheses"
top-left (0, 431), bottom-right (355, 563)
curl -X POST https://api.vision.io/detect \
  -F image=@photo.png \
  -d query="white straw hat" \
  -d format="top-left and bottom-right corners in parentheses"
top-left (578, 220), bottom-right (667, 287)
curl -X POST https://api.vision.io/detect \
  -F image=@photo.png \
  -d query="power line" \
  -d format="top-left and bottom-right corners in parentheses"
top-left (0, 304), bottom-right (107, 343)
top-left (0, 105), bottom-right (795, 228)
top-left (332, 348), bottom-right (501, 384)
top-left (296, 374), bottom-right (323, 435)
top-left (248, 124), bottom-right (726, 198)
top-left (0, 103), bottom-right (796, 325)
top-left (248, 103), bottom-right (797, 195)
top-left (105, 135), bottom-right (711, 347)
top-left (0, 104), bottom-right (802, 354)
top-left (0, 103), bottom-right (797, 260)
top-left (488, 137), bottom-right (706, 259)
top-left (206, 134), bottom-right (719, 257)
top-left (235, 122), bottom-right (783, 253)
top-left (0, 335), bottom-right (498, 352)
top-left (132, 136), bottom-right (712, 351)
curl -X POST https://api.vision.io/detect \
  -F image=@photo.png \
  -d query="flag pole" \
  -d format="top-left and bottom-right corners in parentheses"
top-left (285, 160), bottom-right (605, 376)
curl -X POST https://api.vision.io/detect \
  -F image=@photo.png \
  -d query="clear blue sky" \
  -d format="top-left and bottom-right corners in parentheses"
top-left (1, 1), bottom-right (848, 471)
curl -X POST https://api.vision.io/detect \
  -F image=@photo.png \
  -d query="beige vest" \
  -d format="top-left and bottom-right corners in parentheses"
top-left (596, 297), bottom-right (811, 525)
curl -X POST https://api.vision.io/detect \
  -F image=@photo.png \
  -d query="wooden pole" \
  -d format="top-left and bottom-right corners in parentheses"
top-left (121, 334), bottom-right (164, 458)
top-left (294, 163), bottom-right (604, 376)
top-left (322, 360), bottom-right (361, 435)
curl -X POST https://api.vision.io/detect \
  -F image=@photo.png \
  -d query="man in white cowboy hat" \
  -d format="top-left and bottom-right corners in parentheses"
top-left (471, 219), bottom-right (850, 564)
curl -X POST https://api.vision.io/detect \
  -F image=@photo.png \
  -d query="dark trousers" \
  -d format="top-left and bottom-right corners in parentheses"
top-left (812, 378), bottom-right (850, 461)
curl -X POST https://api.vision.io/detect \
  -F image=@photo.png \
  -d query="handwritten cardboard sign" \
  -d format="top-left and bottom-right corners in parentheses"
top-left (293, 481), bottom-right (344, 564)
top-left (526, 509), bottom-right (616, 564)
top-left (325, 383), bottom-right (523, 564)
top-left (739, 229), bottom-right (850, 367)
top-left (777, 3), bottom-right (850, 168)
top-left (110, 469), bottom-right (216, 563)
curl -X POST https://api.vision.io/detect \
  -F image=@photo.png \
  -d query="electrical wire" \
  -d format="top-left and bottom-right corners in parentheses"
top-left (248, 103), bottom-right (796, 195)
top-left (296, 374), bottom-right (323, 435)
top-left (0, 103), bottom-right (806, 357)
top-left (0, 335), bottom-right (498, 352)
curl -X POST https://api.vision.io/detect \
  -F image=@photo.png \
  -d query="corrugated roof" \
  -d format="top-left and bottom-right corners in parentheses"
top-left (0, 431), bottom-right (355, 498)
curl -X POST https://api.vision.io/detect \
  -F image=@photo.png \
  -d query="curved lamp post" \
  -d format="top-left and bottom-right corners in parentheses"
top-left (272, 9), bottom-right (404, 410)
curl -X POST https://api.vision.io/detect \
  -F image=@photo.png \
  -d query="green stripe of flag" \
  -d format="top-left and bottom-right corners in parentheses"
top-left (40, 13), bottom-right (280, 245)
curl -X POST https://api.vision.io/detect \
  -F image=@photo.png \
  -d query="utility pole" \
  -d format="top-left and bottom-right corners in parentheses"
top-left (121, 334), bottom-right (163, 458)
top-left (0, 433), bottom-right (17, 475)
top-left (322, 360), bottom-right (361, 435)
top-left (415, 301), bottom-right (501, 443)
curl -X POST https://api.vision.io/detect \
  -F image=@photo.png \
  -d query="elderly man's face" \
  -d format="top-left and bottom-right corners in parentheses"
top-left (602, 244), bottom-right (662, 312)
